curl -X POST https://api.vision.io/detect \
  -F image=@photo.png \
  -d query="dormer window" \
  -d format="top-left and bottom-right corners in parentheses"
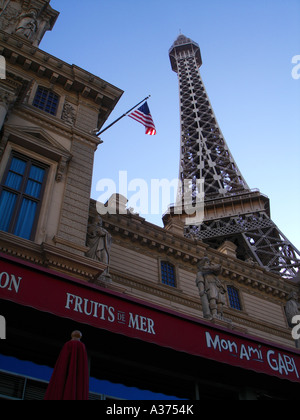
top-left (33, 87), bottom-right (59, 116)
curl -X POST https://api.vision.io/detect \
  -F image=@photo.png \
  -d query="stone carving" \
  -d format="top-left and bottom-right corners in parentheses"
top-left (0, 2), bottom-right (20, 31)
top-left (285, 291), bottom-right (300, 348)
top-left (285, 292), bottom-right (300, 327)
top-left (15, 8), bottom-right (37, 40)
top-left (55, 156), bottom-right (69, 182)
top-left (0, 89), bottom-right (17, 106)
top-left (0, 1), bottom-right (59, 46)
top-left (86, 215), bottom-right (112, 284)
top-left (61, 101), bottom-right (76, 125)
top-left (196, 257), bottom-right (226, 320)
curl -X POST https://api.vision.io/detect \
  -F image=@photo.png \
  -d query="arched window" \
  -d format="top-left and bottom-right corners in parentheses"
top-left (161, 261), bottom-right (176, 288)
top-left (227, 286), bottom-right (242, 311)
top-left (33, 86), bottom-right (59, 116)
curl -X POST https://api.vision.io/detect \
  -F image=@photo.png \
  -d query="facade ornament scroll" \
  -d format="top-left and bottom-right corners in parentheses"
top-left (86, 215), bottom-right (112, 284)
top-left (196, 257), bottom-right (227, 320)
top-left (56, 156), bottom-right (70, 182)
top-left (61, 101), bottom-right (76, 126)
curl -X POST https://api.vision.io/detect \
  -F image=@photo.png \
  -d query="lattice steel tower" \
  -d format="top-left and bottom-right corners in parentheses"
top-left (165, 34), bottom-right (300, 279)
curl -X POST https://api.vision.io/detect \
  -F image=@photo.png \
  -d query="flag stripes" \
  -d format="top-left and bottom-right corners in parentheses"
top-left (128, 102), bottom-right (157, 136)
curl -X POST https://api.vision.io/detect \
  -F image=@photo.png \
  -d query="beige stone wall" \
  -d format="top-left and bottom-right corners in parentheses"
top-left (0, 29), bottom-right (123, 257)
top-left (110, 243), bottom-right (159, 283)
top-left (56, 138), bottom-right (96, 254)
top-left (102, 211), bottom-right (297, 349)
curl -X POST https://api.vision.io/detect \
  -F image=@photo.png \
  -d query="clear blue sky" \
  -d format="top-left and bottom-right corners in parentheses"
top-left (41, 0), bottom-right (300, 251)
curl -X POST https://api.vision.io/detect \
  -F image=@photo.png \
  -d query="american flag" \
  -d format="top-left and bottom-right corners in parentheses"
top-left (128, 102), bottom-right (157, 136)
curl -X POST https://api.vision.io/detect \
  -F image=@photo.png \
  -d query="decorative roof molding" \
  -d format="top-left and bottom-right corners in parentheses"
top-left (0, 29), bottom-right (123, 132)
top-left (0, 231), bottom-right (106, 282)
top-left (89, 200), bottom-right (298, 301)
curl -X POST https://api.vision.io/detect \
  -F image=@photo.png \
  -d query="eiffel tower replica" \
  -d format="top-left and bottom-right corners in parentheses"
top-left (164, 34), bottom-right (300, 280)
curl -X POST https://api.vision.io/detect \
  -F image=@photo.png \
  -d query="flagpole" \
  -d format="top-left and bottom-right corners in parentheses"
top-left (96, 95), bottom-right (151, 136)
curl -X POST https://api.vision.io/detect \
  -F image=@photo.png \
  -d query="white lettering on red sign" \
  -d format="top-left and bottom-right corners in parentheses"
top-left (206, 331), bottom-right (299, 379)
top-left (128, 312), bottom-right (156, 335)
top-left (267, 350), bottom-right (299, 378)
top-left (0, 271), bottom-right (22, 293)
top-left (205, 331), bottom-right (263, 362)
top-left (65, 292), bottom-right (115, 322)
top-left (65, 293), bottom-right (156, 335)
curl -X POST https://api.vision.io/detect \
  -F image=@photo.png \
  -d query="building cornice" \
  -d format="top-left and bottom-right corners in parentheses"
top-left (0, 29), bottom-right (124, 128)
top-left (0, 231), bottom-right (106, 282)
top-left (90, 201), bottom-right (297, 301)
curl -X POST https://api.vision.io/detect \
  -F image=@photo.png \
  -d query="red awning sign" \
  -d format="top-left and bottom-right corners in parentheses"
top-left (1, 254), bottom-right (300, 383)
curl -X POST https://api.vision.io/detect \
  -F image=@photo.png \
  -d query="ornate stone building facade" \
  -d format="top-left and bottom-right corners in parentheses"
top-left (0, 0), bottom-right (123, 280)
top-left (0, 1), bottom-right (300, 401)
top-left (98, 202), bottom-right (299, 350)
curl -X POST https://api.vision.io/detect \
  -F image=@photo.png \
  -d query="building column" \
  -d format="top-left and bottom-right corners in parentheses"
top-left (0, 101), bottom-right (8, 129)
top-left (0, 90), bottom-right (17, 130)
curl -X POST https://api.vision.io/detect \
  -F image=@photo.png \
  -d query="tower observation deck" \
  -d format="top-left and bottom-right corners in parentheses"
top-left (165, 34), bottom-right (300, 279)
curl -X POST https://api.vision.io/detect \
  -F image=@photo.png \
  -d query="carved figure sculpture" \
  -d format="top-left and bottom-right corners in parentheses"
top-left (196, 257), bottom-right (226, 319)
top-left (86, 215), bottom-right (112, 283)
top-left (285, 291), bottom-right (300, 348)
top-left (15, 8), bottom-right (37, 40)
top-left (285, 292), bottom-right (300, 328)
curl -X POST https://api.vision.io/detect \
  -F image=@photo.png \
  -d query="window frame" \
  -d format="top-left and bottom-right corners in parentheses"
top-left (227, 285), bottom-right (242, 311)
top-left (0, 151), bottom-right (48, 241)
top-left (160, 260), bottom-right (177, 288)
top-left (32, 86), bottom-right (60, 116)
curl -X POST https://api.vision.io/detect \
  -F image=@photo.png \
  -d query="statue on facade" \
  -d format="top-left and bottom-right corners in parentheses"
top-left (15, 8), bottom-right (38, 40)
top-left (285, 292), bottom-right (300, 327)
top-left (285, 291), bottom-right (300, 349)
top-left (196, 257), bottom-right (226, 320)
top-left (86, 215), bottom-right (112, 284)
top-left (0, 0), bottom-right (58, 44)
